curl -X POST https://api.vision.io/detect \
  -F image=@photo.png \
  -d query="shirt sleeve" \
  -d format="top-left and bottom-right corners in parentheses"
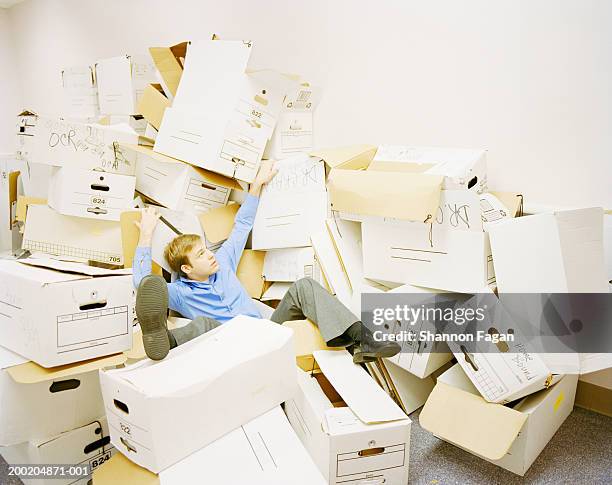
top-left (132, 246), bottom-right (152, 289)
top-left (214, 194), bottom-right (259, 272)
top-left (133, 246), bottom-right (182, 311)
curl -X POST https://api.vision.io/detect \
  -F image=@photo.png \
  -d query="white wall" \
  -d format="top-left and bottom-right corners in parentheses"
top-left (0, 7), bottom-right (21, 153)
top-left (5, 0), bottom-right (612, 209)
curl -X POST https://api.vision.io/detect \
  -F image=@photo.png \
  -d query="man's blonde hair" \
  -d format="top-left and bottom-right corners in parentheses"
top-left (164, 234), bottom-right (202, 273)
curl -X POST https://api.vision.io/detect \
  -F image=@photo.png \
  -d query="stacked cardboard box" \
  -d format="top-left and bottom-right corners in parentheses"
top-left (2, 32), bottom-right (609, 485)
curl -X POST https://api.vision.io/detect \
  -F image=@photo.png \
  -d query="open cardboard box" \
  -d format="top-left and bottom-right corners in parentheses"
top-left (312, 145), bottom-right (443, 222)
top-left (284, 350), bottom-right (411, 485)
top-left (1, 416), bottom-right (115, 485)
top-left (92, 407), bottom-right (325, 485)
top-left (420, 364), bottom-right (578, 476)
top-left (0, 345), bottom-right (125, 446)
top-left (0, 258), bottom-right (133, 367)
top-left (99, 316), bottom-right (296, 473)
top-left (281, 319), bottom-right (411, 484)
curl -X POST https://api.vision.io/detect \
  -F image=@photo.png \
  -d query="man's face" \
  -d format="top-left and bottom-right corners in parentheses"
top-left (181, 242), bottom-right (220, 281)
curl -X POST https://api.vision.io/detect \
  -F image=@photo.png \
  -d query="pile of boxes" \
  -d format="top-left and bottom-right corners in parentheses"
top-left (0, 34), bottom-right (609, 484)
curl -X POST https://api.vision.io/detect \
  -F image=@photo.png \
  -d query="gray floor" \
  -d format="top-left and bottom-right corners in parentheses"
top-left (0, 407), bottom-right (610, 484)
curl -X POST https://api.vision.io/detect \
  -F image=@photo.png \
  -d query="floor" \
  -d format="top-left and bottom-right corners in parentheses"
top-left (1, 407), bottom-right (610, 484)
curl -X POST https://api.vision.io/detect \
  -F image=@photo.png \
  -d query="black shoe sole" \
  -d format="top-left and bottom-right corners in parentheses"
top-left (135, 275), bottom-right (170, 361)
top-left (352, 344), bottom-right (401, 364)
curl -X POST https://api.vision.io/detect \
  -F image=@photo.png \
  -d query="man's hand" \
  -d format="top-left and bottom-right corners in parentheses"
top-left (249, 159), bottom-right (279, 196)
top-left (135, 207), bottom-right (160, 246)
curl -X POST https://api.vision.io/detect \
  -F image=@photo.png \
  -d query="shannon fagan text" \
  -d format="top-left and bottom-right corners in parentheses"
top-left (373, 330), bottom-right (515, 344)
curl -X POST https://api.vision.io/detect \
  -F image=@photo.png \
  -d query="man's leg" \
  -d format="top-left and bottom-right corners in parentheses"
top-left (270, 278), bottom-right (400, 363)
top-left (136, 275), bottom-right (220, 360)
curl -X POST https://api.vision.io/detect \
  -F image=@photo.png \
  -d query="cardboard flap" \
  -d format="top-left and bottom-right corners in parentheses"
top-left (149, 42), bottom-right (189, 98)
top-left (92, 450), bottom-right (159, 485)
top-left (313, 350), bottom-right (407, 424)
top-left (15, 196), bottom-right (46, 223)
top-left (420, 381), bottom-right (527, 460)
top-left (137, 84), bottom-right (171, 130)
top-left (198, 202), bottom-right (240, 244)
top-left (490, 191), bottom-right (523, 218)
top-left (327, 169), bottom-right (442, 221)
top-left (236, 249), bottom-right (266, 298)
top-left (18, 258), bottom-right (132, 276)
top-left (7, 352), bottom-right (127, 384)
top-left (311, 145), bottom-right (377, 170)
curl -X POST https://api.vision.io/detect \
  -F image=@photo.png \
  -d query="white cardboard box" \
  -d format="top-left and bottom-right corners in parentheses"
top-left (96, 55), bottom-right (157, 116)
top-left (61, 65), bottom-right (100, 120)
top-left (362, 216), bottom-right (494, 293)
top-left (252, 154), bottom-right (328, 249)
top-left (100, 316), bottom-right (296, 473)
top-left (489, 207), bottom-right (608, 293)
top-left (1, 416), bottom-right (116, 485)
top-left (372, 145), bottom-right (487, 192)
top-left (383, 284), bottom-right (454, 378)
top-left (420, 364), bottom-right (578, 476)
top-left (48, 167), bottom-right (135, 221)
top-left (263, 247), bottom-right (322, 283)
top-left (27, 116), bottom-right (139, 175)
top-left (128, 144), bottom-right (241, 212)
top-left (0, 346), bottom-right (124, 446)
top-left (23, 205), bottom-right (124, 265)
top-left (264, 81), bottom-right (318, 159)
top-left (0, 258), bottom-right (133, 367)
top-left (154, 41), bottom-right (294, 182)
top-left (92, 407), bottom-right (325, 485)
top-left (284, 350), bottom-right (411, 485)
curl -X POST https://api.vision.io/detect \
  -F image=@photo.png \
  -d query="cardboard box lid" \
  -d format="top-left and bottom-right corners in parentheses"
top-left (93, 450), bottom-right (158, 485)
top-left (198, 202), bottom-right (240, 244)
top-left (103, 316), bottom-right (291, 395)
top-left (0, 259), bottom-right (102, 284)
top-left (236, 249), bottom-right (266, 299)
top-left (149, 42), bottom-right (188, 98)
top-left (311, 145), bottom-right (377, 170)
top-left (18, 257), bottom-right (132, 277)
top-left (125, 144), bottom-right (242, 191)
top-left (313, 350), bottom-right (407, 424)
top-left (137, 84), bottom-right (171, 130)
top-left (6, 352), bottom-right (127, 384)
top-left (327, 169), bottom-right (443, 221)
top-left (419, 364), bottom-right (527, 461)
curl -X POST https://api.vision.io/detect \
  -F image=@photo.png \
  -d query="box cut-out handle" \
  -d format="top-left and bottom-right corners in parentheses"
top-left (84, 436), bottom-right (110, 454)
top-left (460, 345), bottom-right (479, 372)
top-left (120, 437), bottom-right (137, 453)
top-left (358, 447), bottom-right (385, 457)
top-left (79, 301), bottom-right (107, 311)
top-left (113, 399), bottom-right (129, 414)
top-left (90, 184), bottom-right (110, 192)
top-left (49, 379), bottom-right (80, 393)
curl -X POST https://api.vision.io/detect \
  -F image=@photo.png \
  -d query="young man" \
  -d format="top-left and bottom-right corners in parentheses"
top-left (133, 160), bottom-right (400, 362)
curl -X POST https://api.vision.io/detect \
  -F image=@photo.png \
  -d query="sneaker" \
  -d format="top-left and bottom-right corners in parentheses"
top-left (352, 340), bottom-right (401, 364)
top-left (135, 275), bottom-right (170, 361)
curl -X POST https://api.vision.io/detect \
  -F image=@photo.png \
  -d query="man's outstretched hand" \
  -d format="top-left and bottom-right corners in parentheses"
top-left (249, 159), bottom-right (279, 196)
top-left (135, 206), bottom-right (160, 246)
